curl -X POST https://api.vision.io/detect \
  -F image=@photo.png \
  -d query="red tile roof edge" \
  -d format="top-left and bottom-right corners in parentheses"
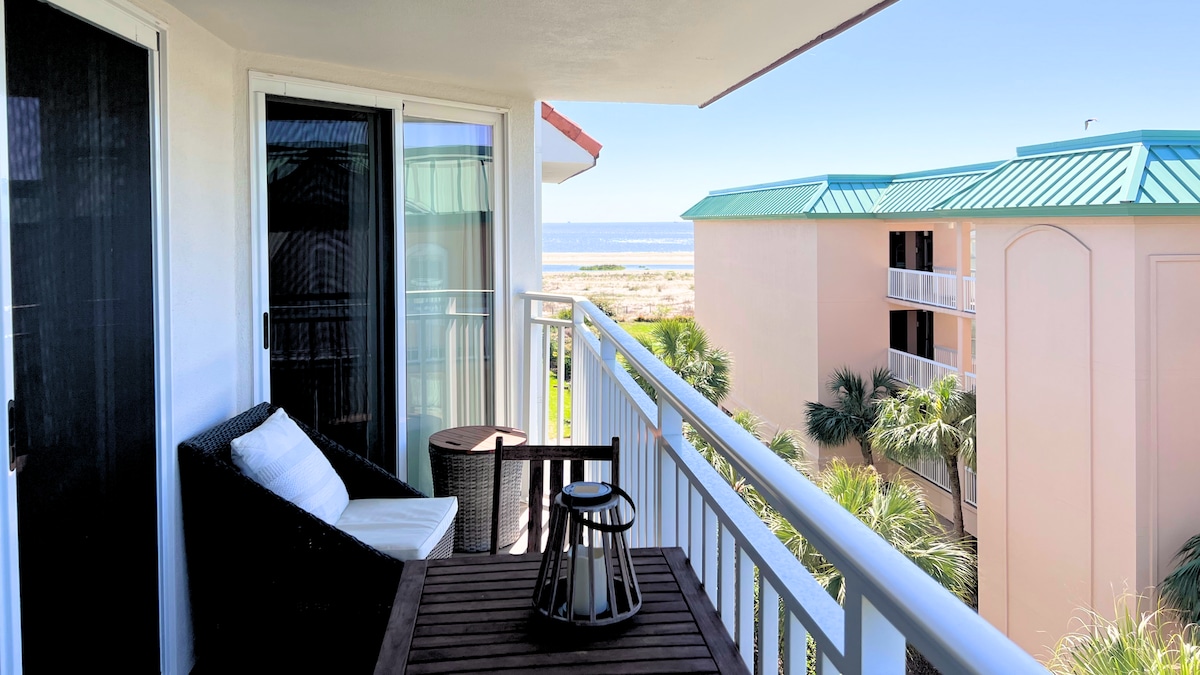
top-left (541, 102), bottom-right (602, 159)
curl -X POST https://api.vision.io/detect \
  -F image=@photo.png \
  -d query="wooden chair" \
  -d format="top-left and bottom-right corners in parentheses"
top-left (491, 437), bottom-right (620, 554)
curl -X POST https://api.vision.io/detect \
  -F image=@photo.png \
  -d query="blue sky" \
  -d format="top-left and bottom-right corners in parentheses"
top-left (542, 0), bottom-right (1200, 223)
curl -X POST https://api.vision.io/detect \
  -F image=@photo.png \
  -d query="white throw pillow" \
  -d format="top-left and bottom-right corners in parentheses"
top-left (230, 408), bottom-right (350, 525)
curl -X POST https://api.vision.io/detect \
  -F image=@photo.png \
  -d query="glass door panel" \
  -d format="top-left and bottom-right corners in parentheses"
top-left (403, 118), bottom-right (494, 494)
top-left (266, 99), bottom-right (396, 469)
top-left (6, 0), bottom-right (158, 668)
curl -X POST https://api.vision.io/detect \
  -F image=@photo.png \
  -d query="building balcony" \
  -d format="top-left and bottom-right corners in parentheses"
top-left (522, 292), bottom-right (1037, 674)
top-left (888, 348), bottom-right (975, 391)
top-left (888, 267), bottom-right (977, 315)
top-left (888, 267), bottom-right (958, 310)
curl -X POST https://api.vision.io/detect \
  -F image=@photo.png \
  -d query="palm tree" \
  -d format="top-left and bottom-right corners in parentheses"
top-left (628, 318), bottom-right (732, 406)
top-left (686, 409), bottom-right (801, 510)
top-left (765, 460), bottom-right (976, 604)
top-left (870, 374), bottom-right (976, 538)
top-left (1161, 534), bottom-right (1200, 624)
top-left (804, 366), bottom-right (898, 467)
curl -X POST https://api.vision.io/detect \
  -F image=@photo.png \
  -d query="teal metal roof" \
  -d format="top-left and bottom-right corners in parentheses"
top-left (1136, 144), bottom-right (1200, 204)
top-left (680, 181), bottom-right (823, 219)
top-left (872, 166), bottom-right (998, 214)
top-left (937, 145), bottom-right (1136, 210)
top-left (683, 130), bottom-right (1200, 220)
top-left (809, 180), bottom-right (891, 215)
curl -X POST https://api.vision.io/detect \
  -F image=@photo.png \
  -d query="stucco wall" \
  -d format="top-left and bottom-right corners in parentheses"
top-left (975, 216), bottom-right (1200, 659)
top-left (693, 218), bottom-right (892, 464)
top-left (815, 220), bottom-right (890, 464)
top-left (694, 219), bottom-right (819, 440)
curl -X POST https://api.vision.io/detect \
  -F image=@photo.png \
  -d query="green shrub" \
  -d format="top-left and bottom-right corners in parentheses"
top-left (578, 264), bottom-right (625, 271)
top-left (1048, 599), bottom-right (1200, 674)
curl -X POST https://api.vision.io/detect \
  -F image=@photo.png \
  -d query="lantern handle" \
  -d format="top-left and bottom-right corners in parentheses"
top-left (569, 483), bottom-right (636, 533)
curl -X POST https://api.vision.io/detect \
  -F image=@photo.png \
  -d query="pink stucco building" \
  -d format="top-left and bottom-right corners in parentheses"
top-left (684, 129), bottom-right (1200, 657)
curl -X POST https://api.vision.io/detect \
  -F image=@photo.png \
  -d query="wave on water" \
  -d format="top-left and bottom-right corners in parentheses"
top-left (544, 222), bottom-right (693, 254)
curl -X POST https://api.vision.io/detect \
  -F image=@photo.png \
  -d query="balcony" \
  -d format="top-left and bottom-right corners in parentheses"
top-left (888, 348), bottom-right (975, 391)
top-left (963, 276), bottom-right (977, 313)
top-left (522, 292), bottom-right (1039, 674)
top-left (888, 268), bottom-right (958, 310)
top-left (902, 456), bottom-right (978, 508)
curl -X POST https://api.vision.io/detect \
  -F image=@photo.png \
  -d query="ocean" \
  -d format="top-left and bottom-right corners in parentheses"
top-left (543, 221), bottom-right (694, 271)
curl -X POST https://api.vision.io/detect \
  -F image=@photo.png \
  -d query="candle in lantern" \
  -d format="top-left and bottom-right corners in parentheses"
top-left (571, 544), bottom-right (608, 617)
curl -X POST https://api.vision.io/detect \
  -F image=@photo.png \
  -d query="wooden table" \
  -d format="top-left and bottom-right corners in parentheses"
top-left (375, 547), bottom-right (749, 674)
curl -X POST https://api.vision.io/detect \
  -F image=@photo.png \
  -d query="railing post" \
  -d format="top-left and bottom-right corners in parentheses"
top-left (570, 301), bottom-right (584, 443)
top-left (657, 397), bottom-right (683, 547)
top-left (599, 332), bottom-right (618, 448)
top-left (844, 580), bottom-right (905, 675)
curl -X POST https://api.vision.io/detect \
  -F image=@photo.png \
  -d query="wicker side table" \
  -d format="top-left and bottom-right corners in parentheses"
top-left (429, 426), bottom-right (526, 553)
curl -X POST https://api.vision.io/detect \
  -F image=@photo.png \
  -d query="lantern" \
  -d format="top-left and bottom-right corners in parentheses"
top-left (533, 481), bottom-right (641, 626)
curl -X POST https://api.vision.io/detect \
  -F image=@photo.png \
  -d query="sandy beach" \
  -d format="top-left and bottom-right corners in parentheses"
top-left (542, 267), bottom-right (694, 321)
top-left (543, 251), bottom-right (693, 267)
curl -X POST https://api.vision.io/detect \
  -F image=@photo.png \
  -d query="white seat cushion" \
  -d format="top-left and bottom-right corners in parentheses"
top-left (230, 408), bottom-right (350, 526)
top-left (335, 497), bottom-right (458, 561)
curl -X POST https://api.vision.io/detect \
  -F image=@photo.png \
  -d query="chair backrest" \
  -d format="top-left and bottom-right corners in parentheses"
top-left (491, 437), bottom-right (619, 554)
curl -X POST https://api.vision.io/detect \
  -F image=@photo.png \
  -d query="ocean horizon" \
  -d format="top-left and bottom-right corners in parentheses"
top-left (543, 221), bottom-right (694, 271)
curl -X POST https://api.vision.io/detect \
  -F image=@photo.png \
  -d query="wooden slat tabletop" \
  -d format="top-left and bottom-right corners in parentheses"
top-left (375, 547), bottom-right (749, 675)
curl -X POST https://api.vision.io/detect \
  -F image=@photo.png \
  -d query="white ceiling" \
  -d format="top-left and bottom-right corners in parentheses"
top-left (165, 0), bottom-right (887, 105)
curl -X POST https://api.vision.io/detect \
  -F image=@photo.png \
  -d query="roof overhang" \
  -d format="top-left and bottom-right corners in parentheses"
top-left (541, 102), bottom-right (600, 184)
top-left (163, 0), bottom-right (893, 106)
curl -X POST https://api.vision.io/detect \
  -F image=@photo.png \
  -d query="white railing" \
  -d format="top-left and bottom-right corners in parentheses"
top-left (901, 458), bottom-right (978, 508)
top-left (964, 372), bottom-right (977, 391)
top-left (889, 348), bottom-right (960, 390)
top-left (522, 292), bottom-right (1042, 675)
top-left (888, 268), bottom-right (957, 310)
top-left (933, 346), bottom-right (958, 369)
top-left (963, 276), bottom-right (976, 313)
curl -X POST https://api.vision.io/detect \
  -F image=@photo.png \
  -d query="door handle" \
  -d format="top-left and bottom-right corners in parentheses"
top-left (8, 400), bottom-right (25, 473)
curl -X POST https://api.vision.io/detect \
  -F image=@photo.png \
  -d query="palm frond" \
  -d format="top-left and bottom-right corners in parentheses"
top-left (1162, 534), bottom-right (1200, 624)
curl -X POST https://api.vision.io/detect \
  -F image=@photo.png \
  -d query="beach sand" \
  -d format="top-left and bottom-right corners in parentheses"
top-left (543, 251), bottom-right (693, 267)
top-left (541, 267), bottom-right (694, 321)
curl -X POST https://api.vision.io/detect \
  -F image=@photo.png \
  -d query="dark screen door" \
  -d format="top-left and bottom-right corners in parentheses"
top-left (6, 0), bottom-right (159, 670)
top-left (265, 98), bottom-right (396, 469)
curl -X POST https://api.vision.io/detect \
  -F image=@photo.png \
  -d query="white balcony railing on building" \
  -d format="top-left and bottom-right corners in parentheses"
top-left (889, 348), bottom-right (960, 390)
top-left (933, 345), bottom-right (957, 369)
top-left (522, 292), bottom-right (1041, 675)
top-left (888, 268), bottom-right (957, 310)
top-left (963, 276), bottom-right (976, 313)
top-left (900, 456), bottom-right (978, 509)
top-left (964, 371), bottom-right (977, 391)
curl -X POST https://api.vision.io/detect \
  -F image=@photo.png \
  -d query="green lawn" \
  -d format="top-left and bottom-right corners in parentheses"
top-left (617, 320), bottom-right (658, 342)
top-left (548, 375), bottom-right (572, 439)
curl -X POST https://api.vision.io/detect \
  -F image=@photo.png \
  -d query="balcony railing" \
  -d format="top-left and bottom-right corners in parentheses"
top-left (933, 345), bottom-right (958, 368)
top-left (888, 268), bottom-right (957, 310)
top-left (964, 371), bottom-right (977, 391)
top-left (901, 456), bottom-right (978, 509)
top-left (963, 276), bottom-right (976, 313)
top-left (522, 292), bottom-right (1041, 675)
top-left (889, 348), bottom-right (960, 389)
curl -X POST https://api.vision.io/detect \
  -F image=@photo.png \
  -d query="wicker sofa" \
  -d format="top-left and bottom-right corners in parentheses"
top-left (179, 402), bottom-right (452, 673)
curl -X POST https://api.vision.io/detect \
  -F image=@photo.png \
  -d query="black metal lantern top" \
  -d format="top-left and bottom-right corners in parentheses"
top-left (533, 481), bottom-right (641, 626)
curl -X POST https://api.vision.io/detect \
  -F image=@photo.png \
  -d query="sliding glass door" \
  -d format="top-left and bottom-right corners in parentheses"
top-left (6, 0), bottom-right (158, 668)
top-left (403, 115), bottom-right (496, 494)
top-left (265, 99), bottom-right (396, 469)
top-left (253, 88), bottom-right (502, 491)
